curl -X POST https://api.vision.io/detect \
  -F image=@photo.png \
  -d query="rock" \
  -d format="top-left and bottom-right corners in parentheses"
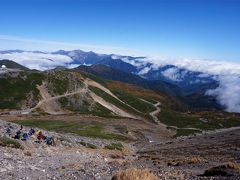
top-left (0, 168), bottom-right (7, 172)
top-left (201, 163), bottom-right (240, 177)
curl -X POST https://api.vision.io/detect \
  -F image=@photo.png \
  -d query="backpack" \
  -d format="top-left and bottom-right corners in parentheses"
top-left (23, 133), bottom-right (29, 139)
top-left (45, 137), bottom-right (53, 145)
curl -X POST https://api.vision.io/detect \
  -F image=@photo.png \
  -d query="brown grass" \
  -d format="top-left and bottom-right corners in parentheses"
top-left (106, 81), bottom-right (184, 110)
top-left (107, 81), bottom-right (164, 101)
top-left (185, 157), bottom-right (207, 164)
top-left (24, 151), bottom-right (32, 156)
top-left (111, 168), bottom-right (158, 180)
top-left (221, 162), bottom-right (240, 170)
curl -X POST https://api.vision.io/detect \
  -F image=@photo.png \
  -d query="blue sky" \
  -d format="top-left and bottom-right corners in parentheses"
top-left (0, 0), bottom-right (240, 61)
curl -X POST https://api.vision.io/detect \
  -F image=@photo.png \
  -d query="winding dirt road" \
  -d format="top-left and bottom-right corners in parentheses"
top-left (139, 99), bottom-right (162, 124)
top-left (150, 102), bottom-right (161, 124)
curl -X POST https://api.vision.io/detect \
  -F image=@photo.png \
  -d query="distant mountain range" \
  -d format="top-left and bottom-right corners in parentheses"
top-left (0, 49), bottom-right (236, 112)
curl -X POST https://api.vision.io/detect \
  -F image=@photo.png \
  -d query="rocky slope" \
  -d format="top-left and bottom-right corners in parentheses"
top-left (135, 127), bottom-right (240, 179)
top-left (0, 119), bottom-right (134, 179)
top-left (1, 119), bottom-right (240, 179)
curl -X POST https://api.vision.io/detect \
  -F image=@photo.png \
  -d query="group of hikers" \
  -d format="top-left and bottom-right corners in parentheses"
top-left (6, 124), bottom-right (56, 146)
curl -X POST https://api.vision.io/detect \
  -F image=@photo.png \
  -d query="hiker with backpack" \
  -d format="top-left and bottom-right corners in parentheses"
top-left (35, 131), bottom-right (46, 143)
top-left (28, 128), bottom-right (35, 136)
top-left (44, 136), bottom-right (56, 146)
top-left (14, 130), bottom-right (21, 139)
top-left (6, 127), bottom-right (11, 137)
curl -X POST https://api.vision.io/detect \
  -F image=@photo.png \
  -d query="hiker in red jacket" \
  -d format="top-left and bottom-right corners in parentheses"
top-left (37, 131), bottom-right (46, 142)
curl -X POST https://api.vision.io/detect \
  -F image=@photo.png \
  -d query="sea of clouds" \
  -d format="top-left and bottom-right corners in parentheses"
top-left (122, 56), bottom-right (240, 113)
top-left (1, 51), bottom-right (240, 113)
top-left (0, 52), bottom-right (73, 70)
top-left (206, 75), bottom-right (240, 113)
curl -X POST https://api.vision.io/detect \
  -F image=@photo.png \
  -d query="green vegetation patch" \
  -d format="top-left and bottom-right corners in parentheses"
top-left (159, 108), bottom-right (240, 137)
top-left (79, 141), bottom-right (97, 149)
top-left (0, 71), bottom-right (45, 109)
top-left (59, 95), bottom-right (114, 117)
top-left (174, 129), bottom-right (201, 137)
top-left (58, 95), bottom-right (92, 113)
top-left (160, 108), bottom-right (240, 130)
top-left (80, 71), bottom-right (107, 87)
top-left (111, 90), bottom-right (156, 114)
top-left (0, 136), bottom-right (23, 149)
top-left (114, 125), bottom-right (128, 134)
top-left (92, 102), bottom-right (114, 117)
top-left (159, 108), bottom-right (207, 129)
top-left (46, 70), bottom-right (84, 95)
top-left (104, 142), bottom-right (123, 150)
top-left (13, 119), bottom-right (129, 141)
top-left (89, 86), bottom-right (140, 115)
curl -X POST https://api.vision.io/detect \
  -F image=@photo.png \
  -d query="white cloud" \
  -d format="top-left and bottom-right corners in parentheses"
top-left (112, 55), bottom-right (149, 69)
top-left (138, 67), bottom-right (151, 75)
top-left (66, 64), bottom-right (81, 69)
top-left (206, 75), bottom-right (240, 113)
top-left (161, 67), bottom-right (182, 81)
top-left (149, 57), bottom-right (240, 113)
top-left (0, 52), bottom-right (73, 70)
top-left (120, 56), bottom-right (240, 113)
top-left (197, 73), bottom-right (211, 78)
top-left (147, 57), bottom-right (240, 76)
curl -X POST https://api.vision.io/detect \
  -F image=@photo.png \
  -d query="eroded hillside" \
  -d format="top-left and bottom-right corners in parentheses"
top-left (0, 68), bottom-right (165, 121)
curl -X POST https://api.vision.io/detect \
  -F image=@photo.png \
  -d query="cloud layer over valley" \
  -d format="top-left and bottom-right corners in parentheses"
top-left (120, 56), bottom-right (240, 113)
top-left (0, 52), bottom-right (73, 70)
top-left (206, 75), bottom-right (240, 113)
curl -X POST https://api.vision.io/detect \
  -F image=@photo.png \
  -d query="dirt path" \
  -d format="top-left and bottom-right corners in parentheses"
top-left (139, 99), bottom-right (203, 133)
top-left (31, 84), bottom-right (88, 115)
top-left (130, 99), bottom-right (175, 146)
top-left (167, 125), bottom-right (202, 131)
top-left (139, 99), bottom-right (163, 125)
top-left (36, 82), bottom-right (51, 100)
top-left (35, 80), bottom-right (139, 118)
top-left (150, 102), bottom-right (161, 124)
top-left (35, 82), bottom-right (63, 114)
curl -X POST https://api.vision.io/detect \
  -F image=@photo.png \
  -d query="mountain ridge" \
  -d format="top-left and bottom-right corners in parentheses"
top-left (1, 49), bottom-right (239, 113)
